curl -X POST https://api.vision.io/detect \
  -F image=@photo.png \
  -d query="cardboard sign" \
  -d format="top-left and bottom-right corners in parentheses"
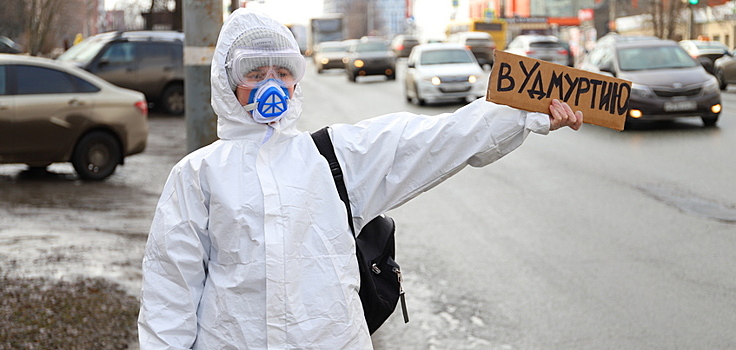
top-left (487, 51), bottom-right (631, 131)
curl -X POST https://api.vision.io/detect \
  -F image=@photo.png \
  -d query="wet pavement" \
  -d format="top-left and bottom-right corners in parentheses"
top-left (0, 113), bottom-right (187, 296)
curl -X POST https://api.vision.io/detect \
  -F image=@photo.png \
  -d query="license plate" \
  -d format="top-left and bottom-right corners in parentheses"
top-left (664, 100), bottom-right (697, 112)
top-left (441, 83), bottom-right (469, 92)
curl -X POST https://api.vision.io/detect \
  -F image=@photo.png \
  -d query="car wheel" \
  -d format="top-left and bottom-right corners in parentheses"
top-left (161, 83), bottom-right (185, 115)
top-left (71, 131), bottom-right (122, 181)
top-left (702, 116), bottom-right (718, 127)
top-left (347, 71), bottom-right (356, 82)
top-left (716, 68), bottom-right (728, 90)
top-left (413, 83), bottom-right (426, 106)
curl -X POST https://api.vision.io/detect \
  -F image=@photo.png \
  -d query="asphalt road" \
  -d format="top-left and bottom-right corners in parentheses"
top-left (1, 61), bottom-right (735, 349)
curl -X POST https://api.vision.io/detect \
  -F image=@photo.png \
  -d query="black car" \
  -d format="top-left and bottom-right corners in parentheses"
top-left (343, 38), bottom-right (397, 82)
top-left (57, 31), bottom-right (185, 115)
top-left (447, 32), bottom-right (496, 67)
top-left (580, 38), bottom-right (721, 127)
top-left (390, 35), bottom-right (420, 58)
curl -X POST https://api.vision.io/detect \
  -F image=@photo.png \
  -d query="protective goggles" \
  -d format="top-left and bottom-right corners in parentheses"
top-left (227, 49), bottom-right (306, 88)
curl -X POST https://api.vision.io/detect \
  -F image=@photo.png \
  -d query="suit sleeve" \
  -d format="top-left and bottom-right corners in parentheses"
top-left (329, 99), bottom-right (550, 230)
top-left (138, 165), bottom-right (211, 350)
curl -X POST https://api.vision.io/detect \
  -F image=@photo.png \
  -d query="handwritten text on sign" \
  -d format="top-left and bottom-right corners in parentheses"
top-left (487, 51), bottom-right (631, 131)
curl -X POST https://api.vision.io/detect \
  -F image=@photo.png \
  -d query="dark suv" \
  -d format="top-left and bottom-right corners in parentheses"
top-left (447, 32), bottom-right (496, 67)
top-left (343, 38), bottom-right (397, 82)
top-left (57, 31), bottom-right (185, 115)
top-left (579, 37), bottom-right (721, 127)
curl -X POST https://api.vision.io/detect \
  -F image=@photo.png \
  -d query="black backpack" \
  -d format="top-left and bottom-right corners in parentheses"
top-left (311, 127), bottom-right (409, 334)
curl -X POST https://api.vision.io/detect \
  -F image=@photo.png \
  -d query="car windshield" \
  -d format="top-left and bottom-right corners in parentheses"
top-left (693, 41), bottom-right (727, 50)
top-left (355, 42), bottom-right (389, 52)
top-left (618, 46), bottom-right (698, 71)
top-left (320, 45), bottom-right (346, 52)
top-left (466, 39), bottom-right (492, 46)
top-left (530, 41), bottom-right (562, 49)
top-left (420, 49), bottom-right (474, 65)
top-left (57, 37), bottom-right (108, 64)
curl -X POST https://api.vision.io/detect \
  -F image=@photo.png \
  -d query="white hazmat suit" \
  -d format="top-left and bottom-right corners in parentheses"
top-left (138, 8), bottom-right (552, 350)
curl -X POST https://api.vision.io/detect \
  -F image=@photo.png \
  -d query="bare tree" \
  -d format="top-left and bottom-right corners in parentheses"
top-left (26, 0), bottom-right (68, 56)
top-left (0, 0), bottom-right (27, 41)
top-left (648, 0), bottom-right (686, 40)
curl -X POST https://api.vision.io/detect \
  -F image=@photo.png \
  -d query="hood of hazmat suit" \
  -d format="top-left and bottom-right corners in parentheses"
top-left (138, 8), bottom-right (552, 350)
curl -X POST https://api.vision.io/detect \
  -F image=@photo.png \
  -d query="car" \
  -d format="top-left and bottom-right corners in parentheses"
top-left (0, 36), bottom-right (22, 54)
top-left (446, 31), bottom-right (495, 67)
top-left (679, 39), bottom-right (728, 74)
top-left (312, 41), bottom-right (348, 73)
top-left (390, 34), bottom-right (420, 58)
top-left (505, 34), bottom-right (569, 66)
top-left (343, 38), bottom-right (397, 82)
top-left (56, 30), bottom-right (185, 115)
top-left (579, 39), bottom-right (721, 127)
top-left (712, 47), bottom-right (736, 90)
top-left (558, 40), bottom-right (575, 67)
top-left (0, 54), bottom-right (149, 180)
top-left (403, 43), bottom-right (486, 106)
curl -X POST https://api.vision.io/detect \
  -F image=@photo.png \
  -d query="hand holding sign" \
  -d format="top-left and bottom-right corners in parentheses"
top-left (487, 51), bottom-right (630, 131)
top-left (549, 99), bottom-right (583, 131)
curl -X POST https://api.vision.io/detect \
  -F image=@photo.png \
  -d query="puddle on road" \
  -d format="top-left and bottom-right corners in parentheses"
top-left (636, 184), bottom-right (736, 223)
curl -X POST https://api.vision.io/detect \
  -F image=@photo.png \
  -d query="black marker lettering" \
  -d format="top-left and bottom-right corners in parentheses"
top-left (598, 81), bottom-right (611, 112)
top-left (608, 82), bottom-right (620, 114)
top-left (563, 74), bottom-right (579, 102)
top-left (518, 61), bottom-right (540, 94)
top-left (545, 71), bottom-right (564, 100)
top-left (574, 77), bottom-right (590, 106)
top-left (527, 71), bottom-right (547, 100)
top-left (497, 63), bottom-right (515, 92)
top-left (617, 83), bottom-right (631, 115)
top-left (589, 79), bottom-right (603, 109)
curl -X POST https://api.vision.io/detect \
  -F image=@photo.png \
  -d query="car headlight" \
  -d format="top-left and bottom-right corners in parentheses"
top-left (703, 76), bottom-right (719, 95)
top-left (354, 59), bottom-right (364, 68)
top-left (631, 83), bottom-right (654, 98)
top-left (431, 77), bottom-right (441, 85)
top-left (468, 75), bottom-right (477, 83)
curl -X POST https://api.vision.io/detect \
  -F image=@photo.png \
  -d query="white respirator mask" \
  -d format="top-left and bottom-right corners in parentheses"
top-left (242, 79), bottom-right (291, 123)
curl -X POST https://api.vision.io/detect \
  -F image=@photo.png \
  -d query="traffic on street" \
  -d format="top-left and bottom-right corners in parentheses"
top-left (2, 52), bottom-right (736, 347)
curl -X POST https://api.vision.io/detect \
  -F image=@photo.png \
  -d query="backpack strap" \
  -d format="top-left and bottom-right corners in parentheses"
top-left (311, 127), bottom-right (356, 236)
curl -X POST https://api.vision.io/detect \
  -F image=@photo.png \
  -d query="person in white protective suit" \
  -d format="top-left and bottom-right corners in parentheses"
top-left (137, 8), bottom-right (583, 350)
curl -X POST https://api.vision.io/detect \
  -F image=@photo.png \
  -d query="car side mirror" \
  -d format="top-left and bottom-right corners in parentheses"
top-left (97, 57), bottom-right (110, 68)
top-left (407, 62), bottom-right (415, 68)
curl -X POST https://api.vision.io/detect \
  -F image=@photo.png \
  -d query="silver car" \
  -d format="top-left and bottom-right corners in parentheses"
top-left (0, 54), bottom-right (149, 180)
top-left (505, 35), bottom-right (569, 66)
top-left (404, 43), bottom-right (486, 105)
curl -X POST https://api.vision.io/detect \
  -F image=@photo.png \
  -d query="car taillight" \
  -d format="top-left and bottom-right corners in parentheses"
top-left (135, 100), bottom-right (148, 116)
top-left (558, 49), bottom-right (569, 55)
top-left (525, 50), bottom-right (535, 55)
top-left (397, 44), bottom-right (404, 51)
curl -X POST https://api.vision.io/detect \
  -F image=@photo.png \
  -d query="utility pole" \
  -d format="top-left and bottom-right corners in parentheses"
top-left (608, 0), bottom-right (616, 32)
top-left (183, 0), bottom-right (223, 152)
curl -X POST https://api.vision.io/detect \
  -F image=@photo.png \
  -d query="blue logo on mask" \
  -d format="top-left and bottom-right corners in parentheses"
top-left (248, 81), bottom-right (290, 120)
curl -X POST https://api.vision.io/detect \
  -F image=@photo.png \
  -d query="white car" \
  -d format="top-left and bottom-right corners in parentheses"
top-left (404, 43), bottom-right (486, 105)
